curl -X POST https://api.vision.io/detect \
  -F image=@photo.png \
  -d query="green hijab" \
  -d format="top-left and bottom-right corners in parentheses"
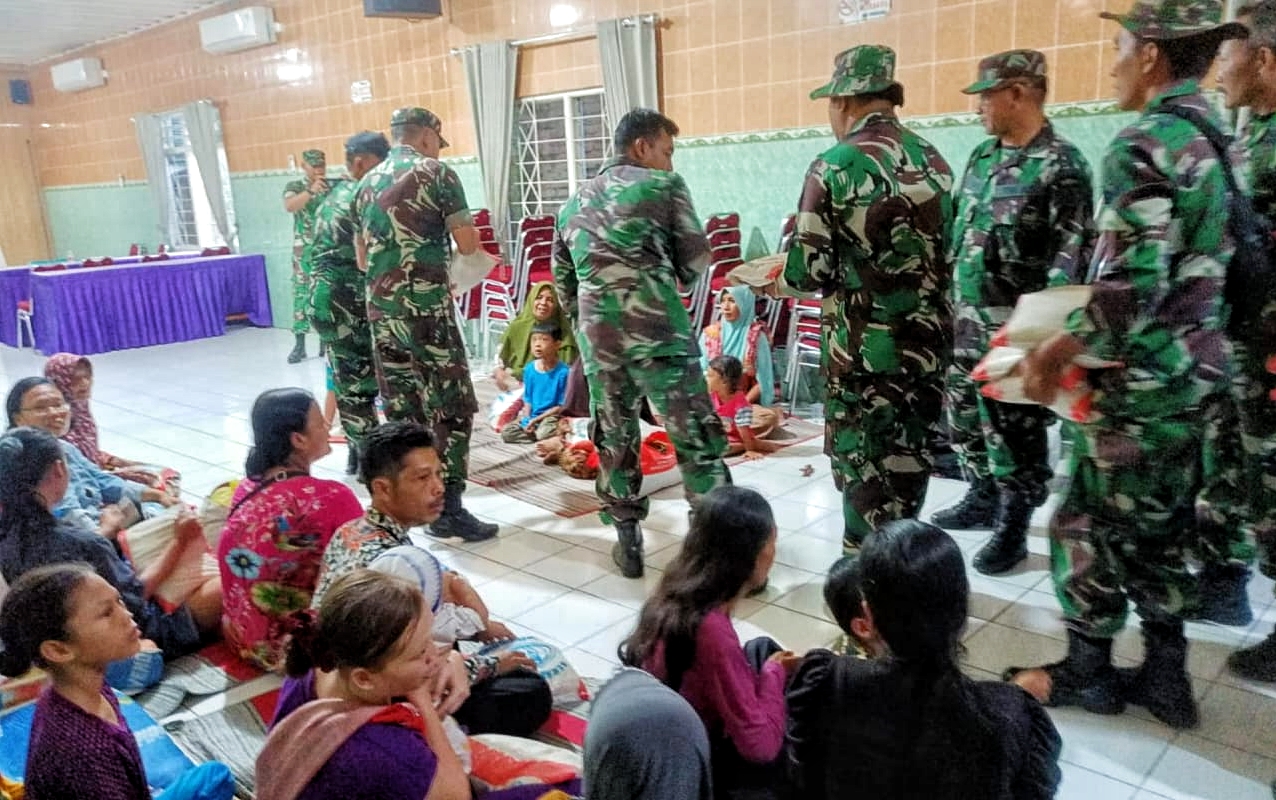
top-left (499, 281), bottom-right (578, 381)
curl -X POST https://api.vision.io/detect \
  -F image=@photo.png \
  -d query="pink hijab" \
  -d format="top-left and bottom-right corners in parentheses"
top-left (43, 352), bottom-right (102, 466)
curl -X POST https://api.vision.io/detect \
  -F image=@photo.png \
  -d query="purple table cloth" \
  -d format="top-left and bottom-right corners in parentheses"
top-left (30, 254), bottom-right (273, 355)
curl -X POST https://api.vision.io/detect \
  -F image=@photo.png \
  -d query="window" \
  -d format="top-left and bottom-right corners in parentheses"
top-left (160, 112), bottom-right (225, 249)
top-left (508, 89), bottom-right (611, 250)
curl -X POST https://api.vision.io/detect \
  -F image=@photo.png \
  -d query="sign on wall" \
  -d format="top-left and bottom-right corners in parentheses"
top-left (351, 80), bottom-right (373, 104)
top-left (840, 0), bottom-right (891, 24)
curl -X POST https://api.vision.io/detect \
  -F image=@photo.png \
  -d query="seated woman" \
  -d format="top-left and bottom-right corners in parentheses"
top-left (44, 353), bottom-right (181, 494)
top-left (256, 569), bottom-right (475, 800)
top-left (699, 286), bottom-right (780, 435)
top-left (493, 281), bottom-right (578, 392)
top-left (786, 520), bottom-right (1062, 799)
top-left (7, 378), bottom-right (179, 540)
top-left (618, 486), bottom-right (796, 800)
top-left (217, 388), bottom-right (363, 671)
top-left (0, 564), bottom-right (234, 800)
top-left (0, 427), bottom-right (221, 668)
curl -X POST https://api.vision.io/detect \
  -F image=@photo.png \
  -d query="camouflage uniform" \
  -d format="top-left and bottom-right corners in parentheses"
top-left (553, 161), bottom-right (731, 525)
top-left (353, 116), bottom-right (476, 485)
top-left (284, 149), bottom-right (329, 335)
top-left (783, 45), bottom-right (955, 552)
top-left (1049, 77), bottom-right (1239, 638)
top-left (310, 172), bottom-right (377, 446)
top-left (947, 51), bottom-right (1096, 504)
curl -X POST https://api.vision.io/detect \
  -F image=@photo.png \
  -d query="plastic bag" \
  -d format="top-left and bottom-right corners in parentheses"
top-left (489, 385), bottom-right (524, 433)
top-left (478, 637), bottom-right (587, 705)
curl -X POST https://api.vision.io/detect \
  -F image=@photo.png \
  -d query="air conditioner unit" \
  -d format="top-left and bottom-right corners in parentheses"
top-left (200, 6), bottom-right (279, 55)
top-left (51, 57), bottom-right (105, 93)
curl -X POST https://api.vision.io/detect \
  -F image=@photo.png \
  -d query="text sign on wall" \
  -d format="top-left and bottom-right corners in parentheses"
top-left (840, 0), bottom-right (891, 24)
top-left (351, 80), bottom-right (373, 104)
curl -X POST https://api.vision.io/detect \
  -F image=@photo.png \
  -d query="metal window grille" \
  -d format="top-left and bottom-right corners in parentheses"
top-left (508, 89), bottom-right (611, 252)
top-left (161, 113), bottom-right (199, 249)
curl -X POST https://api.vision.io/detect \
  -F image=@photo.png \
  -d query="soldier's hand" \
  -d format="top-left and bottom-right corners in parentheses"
top-left (308, 177), bottom-right (328, 194)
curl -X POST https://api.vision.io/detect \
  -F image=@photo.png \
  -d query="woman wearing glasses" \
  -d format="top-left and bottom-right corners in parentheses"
top-left (5, 377), bottom-right (179, 540)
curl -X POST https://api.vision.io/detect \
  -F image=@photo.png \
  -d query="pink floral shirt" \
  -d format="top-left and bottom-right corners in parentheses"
top-left (217, 475), bottom-right (363, 671)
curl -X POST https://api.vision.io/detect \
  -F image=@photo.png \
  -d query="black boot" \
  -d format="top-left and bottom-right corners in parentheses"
top-left (287, 334), bottom-right (306, 364)
top-left (1187, 562), bottom-right (1254, 627)
top-left (931, 477), bottom-right (999, 529)
top-left (1227, 625), bottom-right (1276, 682)
top-left (1003, 628), bottom-right (1125, 715)
top-left (974, 488), bottom-right (1031, 575)
top-left (612, 519), bottom-right (644, 579)
top-left (428, 482), bottom-right (498, 542)
top-left (1118, 618), bottom-right (1199, 729)
top-left (345, 442), bottom-right (359, 477)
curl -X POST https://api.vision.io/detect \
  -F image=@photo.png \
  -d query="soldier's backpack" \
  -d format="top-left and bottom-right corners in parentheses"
top-left (1161, 104), bottom-right (1276, 344)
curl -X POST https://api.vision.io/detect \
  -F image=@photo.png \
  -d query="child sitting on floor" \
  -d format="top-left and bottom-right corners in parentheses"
top-left (501, 323), bottom-right (570, 444)
top-left (706, 355), bottom-right (781, 461)
top-left (824, 555), bottom-right (884, 660)
top-left (0, 563), bottom-right (234, 800)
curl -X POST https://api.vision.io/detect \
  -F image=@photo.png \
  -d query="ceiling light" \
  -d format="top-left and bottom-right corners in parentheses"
top-left (549, 4), bottom-right (580, 27)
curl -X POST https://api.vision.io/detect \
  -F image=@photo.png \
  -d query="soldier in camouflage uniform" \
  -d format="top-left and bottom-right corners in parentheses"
top-left (932, 50), bottom-right (1097, 576)
top-left (781, 46), bottom-right (954, 555)
top-left (309, 131), bottom-right (388, 475)
top-left (282, 149), bottom-right (330, 364)
top-left (553, 108), bottom-right (731, 579)
top-left (1005, 0), bottom-right (1248, 729)
top-left (1215, 0), bottom-right (1276, 680)
top-left (354, 107), bottom-right (497, 542)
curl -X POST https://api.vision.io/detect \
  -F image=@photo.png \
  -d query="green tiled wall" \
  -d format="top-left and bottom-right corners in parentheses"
top-left (40, 105), bottom-right (1137, 327)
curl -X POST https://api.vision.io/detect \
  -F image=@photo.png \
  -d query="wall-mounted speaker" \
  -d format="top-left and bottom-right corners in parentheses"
top-left (8, 79), bottom-right (31, 105)
top-left (363, 0), bottom-right (442, 19)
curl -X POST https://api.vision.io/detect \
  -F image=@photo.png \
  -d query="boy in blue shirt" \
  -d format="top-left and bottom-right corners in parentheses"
top-left (501, 322), bottom-right (570, 443)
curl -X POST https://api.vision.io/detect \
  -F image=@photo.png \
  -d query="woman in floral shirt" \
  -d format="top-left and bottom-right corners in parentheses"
top-left (217, 388), bottom-right (363, 671)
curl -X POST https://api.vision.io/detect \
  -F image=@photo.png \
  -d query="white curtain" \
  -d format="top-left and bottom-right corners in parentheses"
top-left (462, 41), bottom-right (518, 247)
top-left (598, 16), bottom-right (660, 128)
top-left (183, 100), bottom-right (235, 249)
top-left (133, 113), bottom-right (175, 245)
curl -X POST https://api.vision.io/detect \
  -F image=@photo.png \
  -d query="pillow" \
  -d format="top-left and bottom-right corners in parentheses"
top-left (468, 734), bottom-right (581, 792)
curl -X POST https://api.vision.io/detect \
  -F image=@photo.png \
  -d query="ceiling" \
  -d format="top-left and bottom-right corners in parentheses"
top-left (0, 0), bottom-right (224, 68)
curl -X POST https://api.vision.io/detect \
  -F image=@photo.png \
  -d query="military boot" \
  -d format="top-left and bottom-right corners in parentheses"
top-left (428, 482), bottom-right (498, 542)
top-left (1003, 629), bottom-right (1125, 715)
top-left (1117, 618), bottom-right (1199, 729)
top-left (931, 476), bottom-right (999, 529)
top-left (286, 334), bottom-right (307, 364)
top-left (1227, 625), bottom-right (1276, 682)
top-left (974, 488), bottom-right (1032, 575)
top-left (612, 519), bottom-right (644, 579)
top-left (1188, 562), bottom-right (1254, 627)
top-left (345, 441), bottom-right (360, 477)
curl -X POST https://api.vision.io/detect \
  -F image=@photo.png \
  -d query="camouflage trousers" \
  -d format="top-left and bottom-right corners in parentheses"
top-left (309, 266), bottom-right (378, 445)
top-left (827, 374), bottom-right (943, 552)
top-left (370, 310), bottom-right (478, 485)
top-left (587, 356), bottom-right (731, 524)
top-left (291, 244), bottom-right (313, 335)
top-left (1228, 340), bottom-right (1276, 589)
top-left (1194, 390), bottom-right (1257, 568)
top-left (1049, 416), bottom-right (1204, 638)
top-left (947, 339), bottom-right (1053, 500)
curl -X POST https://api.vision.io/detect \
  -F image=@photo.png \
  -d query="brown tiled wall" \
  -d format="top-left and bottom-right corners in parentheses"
top-left (19, 0), bottom-right (1122, 187)
top-left (0, 70), bottom-right (52, 262)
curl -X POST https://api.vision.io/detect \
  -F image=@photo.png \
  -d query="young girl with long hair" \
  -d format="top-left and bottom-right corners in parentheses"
top-left (618, 485), bottom-right (795, 800)
top-left (0, 563), bottom-right (233, 799)
top-left (786, 520), bottom-right (1061, 798)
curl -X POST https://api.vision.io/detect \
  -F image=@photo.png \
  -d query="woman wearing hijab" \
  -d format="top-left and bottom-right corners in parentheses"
top-left (699, 286), bottom-right (780, 436)
top-left (493, 281), bottom-right (579, 391)
top-left (44, 353), bottom-right (180, 493)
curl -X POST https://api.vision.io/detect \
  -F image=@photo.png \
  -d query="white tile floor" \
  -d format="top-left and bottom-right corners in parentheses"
top-left (4, 326), bottom-right (1275, 800)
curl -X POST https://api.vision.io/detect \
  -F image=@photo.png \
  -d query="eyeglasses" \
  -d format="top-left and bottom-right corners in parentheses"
top-left (20, 402), bottom-right (69, 414)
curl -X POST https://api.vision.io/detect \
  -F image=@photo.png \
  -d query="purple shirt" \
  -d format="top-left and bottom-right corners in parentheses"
top-left (26, 684), bottom-right (149, 800)
top-left (271, 672), bottom-right (437, 800)
top-left (644, 608), bottom-right (787, 763)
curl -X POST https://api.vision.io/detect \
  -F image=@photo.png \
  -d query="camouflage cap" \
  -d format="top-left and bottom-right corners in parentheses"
top-left (344, 130), bottom-right (390, 160)
top-left (301, 149), bottom-right (325, 166)
top-left (961, 50), bottom-right (1048, 94)
top-left (810, 45), bottom-right (901, 100)
top-left (1099, 0), bottom-right (1248, 40)
top-left (389, 106), bottom-right (450, 148)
